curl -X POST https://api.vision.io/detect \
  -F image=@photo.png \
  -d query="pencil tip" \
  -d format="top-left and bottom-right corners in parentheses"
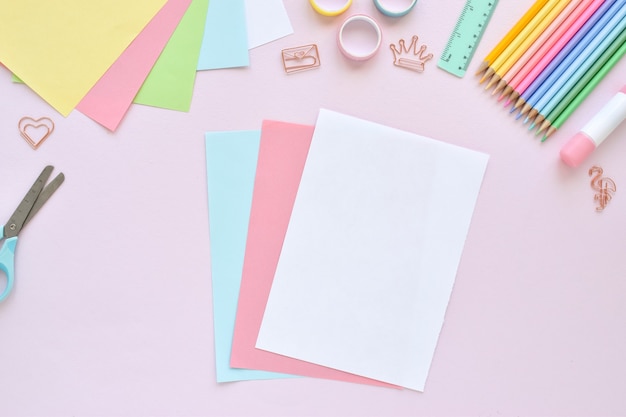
top-left (544, 127), bottom-right (556, 140)
top-left (498, 87), bottom-right (512, 103)
top-left (492, 80), bottom-right (506, 96)
top-left (487, 75), bottom-right (501, 90)
top-left (537, 120), bottom-right (550, 134)
top-left (479, 68), bottom-right (495, 84)
top-left (475, 61), bottom-right (489, 75)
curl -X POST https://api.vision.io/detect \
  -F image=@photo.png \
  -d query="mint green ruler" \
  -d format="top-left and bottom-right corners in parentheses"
top-left (438, 0), bottom-right (499, 77)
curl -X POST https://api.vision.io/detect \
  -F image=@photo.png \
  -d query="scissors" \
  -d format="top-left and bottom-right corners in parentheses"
top-left (0, 166), bottom-right (64, 302)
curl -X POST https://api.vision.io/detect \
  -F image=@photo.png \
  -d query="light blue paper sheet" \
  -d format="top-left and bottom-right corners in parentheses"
top-left (197, 0), bottom-right (249, 70)
top-left (205, 130), bottom-right (294, 382)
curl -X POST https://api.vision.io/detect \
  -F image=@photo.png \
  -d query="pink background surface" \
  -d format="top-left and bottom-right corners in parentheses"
top-left (1, 1), bottom-right (625, 415)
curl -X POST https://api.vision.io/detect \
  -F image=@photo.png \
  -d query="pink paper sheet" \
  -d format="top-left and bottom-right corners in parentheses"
top-left (76, 0), bottom-right (191, 131)
top-left (230, 120), bottom-right (396, 388)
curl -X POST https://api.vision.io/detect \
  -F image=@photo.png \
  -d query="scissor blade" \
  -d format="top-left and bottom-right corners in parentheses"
top-left (23, 172), bottom-right (65, 228)
top-left (4, 166), bottom-right (53, 238)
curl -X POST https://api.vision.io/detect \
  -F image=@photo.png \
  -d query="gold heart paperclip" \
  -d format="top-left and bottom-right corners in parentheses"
top-left (18, 116), bottom-right (55, 149)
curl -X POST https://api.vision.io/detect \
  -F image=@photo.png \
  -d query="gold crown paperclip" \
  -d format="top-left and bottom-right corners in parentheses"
top-left (281, 44), bottom-right (321, 74)
top-left (390, 36), bottom-right (433, 73)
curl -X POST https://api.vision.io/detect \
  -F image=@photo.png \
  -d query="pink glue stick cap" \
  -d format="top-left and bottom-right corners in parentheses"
top-left (560, 132), bottom-right (596, 167)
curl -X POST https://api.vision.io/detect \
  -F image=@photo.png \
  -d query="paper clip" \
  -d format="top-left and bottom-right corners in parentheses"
top-left (281, 44), bottom-right (321, 74)
top-left (18, 116), bottom-right (55, 149)
top-left (589, 166), bottom-right (616, 211)
top-left (390, 35), bottom-right (433, 72)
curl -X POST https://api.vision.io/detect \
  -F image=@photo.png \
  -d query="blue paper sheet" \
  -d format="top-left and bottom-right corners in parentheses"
top-left (205, 130), bottom-right (294, 382)
top-left (197, 0), bottom-right (249, 70)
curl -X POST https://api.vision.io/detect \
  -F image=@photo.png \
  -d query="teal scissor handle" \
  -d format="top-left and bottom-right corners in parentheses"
top-left (0, 225), bottom-right (18, 303)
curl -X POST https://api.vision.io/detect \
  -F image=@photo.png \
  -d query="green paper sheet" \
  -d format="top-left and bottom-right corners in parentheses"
top-left (133, 0), bottom-right (209, 112)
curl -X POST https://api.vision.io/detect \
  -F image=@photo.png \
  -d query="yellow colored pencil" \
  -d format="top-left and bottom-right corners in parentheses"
top-left (485, 0), bottom-right (573, 90)
top-left (480, 0), bottom-right (563, 85)
top-left (493, 0), bottom-right (584, 97)
top-left (476, 0), bottom-right (550, 75)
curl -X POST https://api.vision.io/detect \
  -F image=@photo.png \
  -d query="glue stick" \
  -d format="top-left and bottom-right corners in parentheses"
top-left (560, 85), bottom-right (626, 167)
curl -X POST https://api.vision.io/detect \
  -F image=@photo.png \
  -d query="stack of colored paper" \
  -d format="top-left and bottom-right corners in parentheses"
top-left (205, 109), bottom-right (490, 391)
top-left (0, 0), bottom-right (292, 131)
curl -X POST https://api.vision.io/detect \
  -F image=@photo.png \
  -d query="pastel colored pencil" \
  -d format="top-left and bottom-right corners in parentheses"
top-left (489, 0), bottom-right (575, 92)
top-left (500, 0), bottom-right (600, 104)
top-left (515, 0), bottom-right (622, 117)
top-left (540, 28), bottom-right (626, 139)
top-left (475, 0), bottom-right (550, 75)
top-left (512, 0), bottom-right (618, 113)
top-left (538, 24), bottom-right (626, 134)
top-left (494, 0), bottom-right (584, 97)
top-left (480, 0), bottom-right (562, 85)
top-left (529, 22), bottom-right (626, 129)
top-left (525, 6), bottom-right (626, 124)
top-left (505, 0), bottom-right (605, 106)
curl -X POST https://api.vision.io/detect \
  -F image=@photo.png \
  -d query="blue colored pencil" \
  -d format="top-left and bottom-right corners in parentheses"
top-left (517, 0), bottom-right (624, 120)
top-left (537, 26), bottom-right (626, 136)
top-left (526, 8), bottom-right (626, 127)
top-left (512, 0), bottom-right (620, 116)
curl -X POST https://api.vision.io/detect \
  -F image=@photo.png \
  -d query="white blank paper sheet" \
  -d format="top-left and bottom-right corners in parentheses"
top-left (256, 109), bottom-right (489, 391)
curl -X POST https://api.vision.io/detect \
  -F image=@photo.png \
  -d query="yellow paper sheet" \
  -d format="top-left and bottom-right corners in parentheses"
top-left (0, 0), bottom-right (167, 116)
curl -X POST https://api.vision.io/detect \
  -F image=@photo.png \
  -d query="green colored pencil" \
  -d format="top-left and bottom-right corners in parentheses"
top-left (542, 38), bottom-right (626, 142)
top-left (538, 28), bottom-right (626, 137)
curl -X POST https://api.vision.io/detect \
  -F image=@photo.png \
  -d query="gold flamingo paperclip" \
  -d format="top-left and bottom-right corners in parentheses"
top-left (281, 44), bottom-right (321, 74)
top-left (390, 35), bottom-right (433, 72)
top-left (589, 166), bottom-right (616, 211)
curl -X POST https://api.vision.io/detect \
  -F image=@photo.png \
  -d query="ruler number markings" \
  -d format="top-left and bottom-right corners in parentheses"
top-left (437, 0), bottom-right (498, 77)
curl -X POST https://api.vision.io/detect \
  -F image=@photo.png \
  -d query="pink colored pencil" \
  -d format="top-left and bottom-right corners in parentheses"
top-left (493, 0), bottom-right (584, 97)
top-left (503, 0), bottom-right (606, 106)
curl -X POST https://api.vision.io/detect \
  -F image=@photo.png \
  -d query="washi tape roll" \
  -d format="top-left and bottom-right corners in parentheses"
top-left (309, 0), bottom-right (352, 16)
top-left (337, 15), bottom-right (382, 61)
top-left (373, 0), bottom-right (417, 17)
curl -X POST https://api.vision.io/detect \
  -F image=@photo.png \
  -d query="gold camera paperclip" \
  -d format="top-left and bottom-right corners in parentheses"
top-left (390, 35), bottom-right (433, 73)
top-left (281, 44), bottom-right (321, 74)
